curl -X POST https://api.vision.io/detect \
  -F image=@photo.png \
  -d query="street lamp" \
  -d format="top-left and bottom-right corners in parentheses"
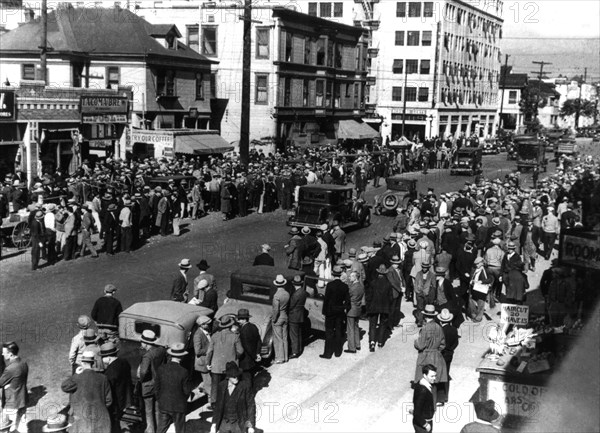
top-left (427, 114), bottom-right (434, 139)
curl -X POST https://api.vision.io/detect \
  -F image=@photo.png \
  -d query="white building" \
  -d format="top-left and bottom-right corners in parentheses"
top-left (548, 78), bottom-right (599, 129)
top-left (495, 65), bottom-right (527, 132)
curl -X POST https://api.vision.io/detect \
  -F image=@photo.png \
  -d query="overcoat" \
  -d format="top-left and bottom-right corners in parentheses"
top-left (414, 320), bottom-right (448, 382)
top-left (61, 369), bottom-right (112, 433)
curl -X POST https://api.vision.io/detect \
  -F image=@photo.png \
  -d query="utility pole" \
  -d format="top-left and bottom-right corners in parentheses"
top-left (39, 0), bottom-right (47, 84)
top-left (401, 65), bottom-right (408, 138)
top-left (239, 0), bottom-right (252, 167)
top-left (497, 54), bottom-right (510, 132)
top-left (530, 61), bottom-right (552, 126)
top-left (575, 67), bottom-right (587, 130)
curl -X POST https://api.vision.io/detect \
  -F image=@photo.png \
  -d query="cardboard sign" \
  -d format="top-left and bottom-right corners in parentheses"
top-left (487, 380), bottom-right (547, 420)
top-left (501, 304), bottom-right (529, 325)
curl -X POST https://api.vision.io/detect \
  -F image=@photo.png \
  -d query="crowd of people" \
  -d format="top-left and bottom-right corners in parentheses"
top-left (1, 142), bottom-right (599, 432)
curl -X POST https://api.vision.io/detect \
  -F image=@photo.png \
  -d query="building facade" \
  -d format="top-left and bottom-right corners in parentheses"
top-left (496, 66), bottom-right (528, 132)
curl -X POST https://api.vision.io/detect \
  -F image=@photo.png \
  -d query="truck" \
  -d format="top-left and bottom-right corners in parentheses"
top-left (516, 140), bottom-right (547, 172)
top-left (554, 137), bottom-right (578, 159)
top-left (450, 147), bottom-right (483, 176)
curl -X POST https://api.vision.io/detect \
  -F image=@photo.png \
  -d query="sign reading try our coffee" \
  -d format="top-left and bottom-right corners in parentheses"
top-left (81, 96), bottom-right (128, 114)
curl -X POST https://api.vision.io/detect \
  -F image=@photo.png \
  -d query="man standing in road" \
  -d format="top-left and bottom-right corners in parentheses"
top-left (192, 316), bottom-right (212, 400)
top-left (253, 244), bottom-right (274, 266)
top-left (211, 362), bottom-right (256, 433)
top-left (236, 309), bottom-right (262, 387)
top-left (437, 309), bottom-right (458, 405)
top-left (138, 330), bottom-right (167, 433)
top-left (101, 342), bottom-right (132, 433)
top-left (285, 227), bottom-right (304, 270)
top-left (155, 343), bottom-right (193, 433)
top-left (413, 262), bottom-right (436, 327)
top-left (91, 284), bottom-right (123, 343)
top-left (330, 220), bottom-right (346, 262)
top-left (271, 275), bottom-right (290, 364)
top-left (69, 315), bottom-right (94, 374)
top-left (414, 305), bottom-right (447, 405)
top-left (30, 210), bottom-right (45, 270)
top-left (0, 342), bottom-right (29, 432)
top-left (386, 255), bottom-right (405, 328)
top-left (366, 264), bottom-right (393, 351)
top-left (320, 266), bottom-right (350, 359)
top-left (541, 207), bottom-right (560, 260)
top-left (171, 259), bottom-right (192, 302)
top-left (412, 364), bottom-right (437, 433)
top-left (345, 271), bottom-right (364, 353)
top-left (288, 275), bottom-right (308, 359)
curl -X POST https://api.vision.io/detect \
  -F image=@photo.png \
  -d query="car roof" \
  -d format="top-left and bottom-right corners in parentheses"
top-left (300, 184), bottom-right (353, 192)
top-left (120, 300), bottom-right (213, 328)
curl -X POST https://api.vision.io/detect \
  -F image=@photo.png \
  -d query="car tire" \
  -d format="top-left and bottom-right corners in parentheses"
top-left (360, 209), bottom-right (371, 228)
top-left (382, 193), bottom-right (399, 211)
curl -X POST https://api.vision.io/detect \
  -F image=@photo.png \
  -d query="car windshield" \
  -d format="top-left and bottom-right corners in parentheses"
top-left (241, 283), bottom-right (271, 301)
top-left (519, 145), bottom-right (539, 159)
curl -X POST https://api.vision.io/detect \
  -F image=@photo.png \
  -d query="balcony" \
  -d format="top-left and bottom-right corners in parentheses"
top-left (364, 19), bottom-right (380, 30)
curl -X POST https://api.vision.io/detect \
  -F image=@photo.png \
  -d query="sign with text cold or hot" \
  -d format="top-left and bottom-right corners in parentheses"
top-left (560, 231), bottom-right (600, 270)
top-left (80, 96), bottom-right (128, 114)
top-left (0, 90), bottom-right (16, 120)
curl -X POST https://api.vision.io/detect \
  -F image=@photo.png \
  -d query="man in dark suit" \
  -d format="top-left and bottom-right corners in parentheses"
top-left (138, 330), bottom-right (167, 433)
top-left (236, 309), bottom-right (262, 388)
top-left (200, 280), bottom-right (219, 314)
top-left (437, 309), bottom-right (459, 405)
top-left (155, 343), bottom-right (193, 433)
top-left (91, 284), bottom-right (123, 344)
top-left (30, 210), bottom-right (46, 270)
top-left (192, 316), bottom-right (212, 399)
top-left (412, 364), bottom-right (437, 433)
top-left (288, 275), bottom-right (308, 358)
top-left (171, 259), bottom-right (192, 302)
top-left (253, 244), bottom-right (274, 266)
top-left (0, 342), bottom-right (29, 432)
top-left (320, 266), bottom-right (350, 359)
top-left (101, 342), bottom-right (132, 433)
top-left (211, 362), bottom-right (256, 433)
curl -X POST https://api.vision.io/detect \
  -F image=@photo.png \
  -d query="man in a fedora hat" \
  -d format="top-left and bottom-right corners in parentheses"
top-left (236, 309), bottom-right (262, 386)
top-left (272, 275), bottom-right (290, 364)
top-left (366, 264), bottom-right (393, 351)
top-left (285, 227), bottom-right (304, 270)
top-left (414, 261), bottom-right (436, 327)
top-left (288, 275), bottom-right (308, 359)
top-left (138, 330), bottom-right (166, 433)
top-left (387, 255), bottom-right (405, 328)
top-left (101, 342), bottom-right (132, 433)
top-left (41, 414), bottom-right (71, 432)
top-left (0, 342), bottom-right (29, 432)
top-left (460, 400), bottom-right (503, 432)
top-left (192, 316), bottom-right (213, 400)
top-left (171, 259), bottom-right (192, 303)
top-left (414, 305), bottom-right (448, 406)
top-left (61, 350), bottom-right (112, 433)
top-left (437, 308), bottom-right (458, 405)
top-left (321, 266), bottom-right (350, 359)
top-left (155, 343), bottom-right (193, 433)
top-left (211, 361), bottom-right (256, 433)
top-left (253, 244), bottom-right (274, 266)
top-left (69, 315), bottom-right (95, 374)
top-left (206, 315), bottom-right (243, 408)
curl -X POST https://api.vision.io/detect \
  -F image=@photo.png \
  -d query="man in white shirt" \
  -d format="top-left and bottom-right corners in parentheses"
top-left (43, 203), bottom-right (57, 264)
top-left (119, 199), bottom-right (133, 253)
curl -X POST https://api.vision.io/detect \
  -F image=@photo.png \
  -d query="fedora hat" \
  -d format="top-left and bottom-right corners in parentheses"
top-left (141, 329), bottom-right (158, 345)
top-left (357, 252), bottom-right (369, 262)
top-left (196, 259), bottom-right (210, 270)
top-left (423, 304), bottom-right (437, 316)
top-left (301, 256), bottom-right (314, 265)
top-left (178, 258), bottom-right (192, 269)
top-left (42, 414), bottom-right (71, 432)
top-left (107, 203), bottom-right (118, 211)
top-left (80, 350), bottom-right (96, 363)
top-left (492, 217), bottom-right (500, 225)
top-left (289, 227), bottom-right (300, 235)
top-left (273, 274), bottom-right (287, 286)
top-left (407, 239), bottom-right (417, 248)
top-left (225, 361), bottom-right (243, 378)
top-left (196, 315), bottom-right (212, 326)
top-left (390, 255), bottom-right (402, 265)
top-left (331, 266), bottom-right (343, 276)
top-left (421, 260), bottom-right (431, 269)
top-left (236, 309), bottom-right (251, 320)
top-left (167, 342), bottom-right (188, 357)
top-left (437, 308), bottom-right (454, 322)
top-left (83, 328), bottom-right (99, 343)
top-left (507, 241), bottom-right (516, 250)
top-left (77, 315), bottom-right (92, 330)
top-left (348, 248), bottom-right (357, 257)
top-left (376, 264), bottom-right (388, 274)
top-left (218, 315), bottom-right (236, 328)
top-left (104, 284), bottom-right (117, 294)
top-left (100, 342), bottom-right (118, 357)
top-left (291, 275), bottom-right (303, 286)
top-left (301, 226), bottom-right (311, 235)
top-left (434, 266), bottom-right (447, 276)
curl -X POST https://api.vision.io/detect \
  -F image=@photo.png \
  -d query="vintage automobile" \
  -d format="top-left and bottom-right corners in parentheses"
top-left (287, 184), bottom-right (371, 229)
top-left (450, 147), bottom-right (483, 176)
top-left (118, 301), bottom-right (214, 378)
top-left (216, 266), bottom-right (327, 360)
top-left (481, 139), bottom-right (500, 155)
top-left (373, 175), bottom-right (418, 215)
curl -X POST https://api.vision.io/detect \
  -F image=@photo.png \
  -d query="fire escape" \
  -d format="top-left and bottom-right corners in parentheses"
top-left (356, 0), bottom-right (380, 116)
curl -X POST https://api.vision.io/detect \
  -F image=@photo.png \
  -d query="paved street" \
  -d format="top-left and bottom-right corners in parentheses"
top-left (0, 153), bottom-right (556, 432)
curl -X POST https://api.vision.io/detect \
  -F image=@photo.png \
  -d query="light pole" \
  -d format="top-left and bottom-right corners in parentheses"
top-left (427, 114), bottom-right (434, 139)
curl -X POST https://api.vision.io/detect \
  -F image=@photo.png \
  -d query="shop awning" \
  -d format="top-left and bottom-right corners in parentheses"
top-left (337, 119), bottom-right (379, 140)
top-left (175, 134), bottom-right (233, 154)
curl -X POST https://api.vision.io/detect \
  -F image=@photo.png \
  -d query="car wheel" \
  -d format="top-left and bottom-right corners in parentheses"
top-left (360, 209), bottom-right (371, 228)
top-left (382, 193), bottom-right (399, 211)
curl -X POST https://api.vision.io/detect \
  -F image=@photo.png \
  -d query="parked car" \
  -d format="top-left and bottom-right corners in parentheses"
top-left (481, 139), bottom-right (500, 155)
top-left (287, 184), bottom-right (371, 229)
top-left (216, 266), bottom-right (327, 360)
top-left (373, 176), bottom-right (418, 215)
top-left (450, 147), bottom-right (483, 176)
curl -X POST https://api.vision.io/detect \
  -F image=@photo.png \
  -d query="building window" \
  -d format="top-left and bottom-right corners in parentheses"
top-left (393, 59), bottom-right (403, 74)
top-left (283, 77), bottom-right (291, 106)
top-left (256, 28), bottom-right (269, 58)
top-left (157, 70), bottom-right (176, 96)
top-left (407, 31), bottom-right (420, 46)
top-left (195, 72), bottom-right (204, 100)
top-left (303, 79), bottom-right (310, 106)
top-left (333, 2), bottom-right (343, 17)
top-left (396, 2), bottom-right (406, 17)
top-left (308, 2), bottom-right (317, 15)
top-left (316, 37), bottom-right (326, 65)
top-left (408, 2), bottom-right (421, 17)
top-left (418, 87), bottom-right (429, 101)
top-left (508, 90), bottom-right (517, 104)
top-left (334, 43), bottom-right (342, 68)
top-left (325, 80), bottom-right (332, 107)
top-left (106, 66), bottom-right (120, 89)
top-left (255, 74), bottom-right (268, 104)
top-left (406, 59), bottom-right (418, 74)
top-left (395, 31), bottom-right (405, 46)
top-left (165, 33), bottom-right (176, 50)
top-left (354, 82), bottom-right (360, 108)
top-left (327, 40), bottom-right (334, 67)
top-left (420, 59), bottom-right (430, 74)
top-left (72, 63), bottom-right (84, 87)
top-left (285, 32), bottom-right (293, 62)
top-left (392, 87), bottom-right (402, 101)
top-left (424, 2), bottom-right (433, 17)
top-left (405, 87), bottom-right (417, 101)
top-left (187, 25), bottom-right (199, 52)
top-left (202, 26), bottom-right (217, 56)
top-left (304, 36), bottom-right (312, 64)
top-left (22, 64), bottom-right (36, 80)
top-left (320, 2), bottom-right (332, 17)
top-left (316, 79), bottom-right (325, 106)
top-left (422, 31), bottom-right (432, 46)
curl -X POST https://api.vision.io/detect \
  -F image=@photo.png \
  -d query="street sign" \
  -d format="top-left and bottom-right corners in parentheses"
top-left (81, 96), bottom-right (128, 114)
top-left (83, 114), bottom-right (128, 123)
top-left (500, 304), bottom-right (529, 325)
top-left (560, 231), bottom-right (600, 270)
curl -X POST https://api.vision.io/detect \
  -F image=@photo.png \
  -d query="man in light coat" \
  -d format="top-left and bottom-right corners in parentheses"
top-left (345, 271), bottom-right (364, 353)
top-left (271, 275), bottom-right (290, 364)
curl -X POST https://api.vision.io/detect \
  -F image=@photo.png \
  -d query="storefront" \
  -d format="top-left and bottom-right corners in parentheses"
top-left (0, 89), bottom-right (21, 178)
top-left (129, 128), bottom-right (232, 160)
top-left (80, 95), bottom-right (129, 161)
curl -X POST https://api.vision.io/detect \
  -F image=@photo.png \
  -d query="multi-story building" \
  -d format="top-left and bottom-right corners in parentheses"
top-left (0, 5), bottom-right (228, 175)
top-left (496, 65), bottom-right (528, 132)
top-left (549, 78), bottom-right (599, 129)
